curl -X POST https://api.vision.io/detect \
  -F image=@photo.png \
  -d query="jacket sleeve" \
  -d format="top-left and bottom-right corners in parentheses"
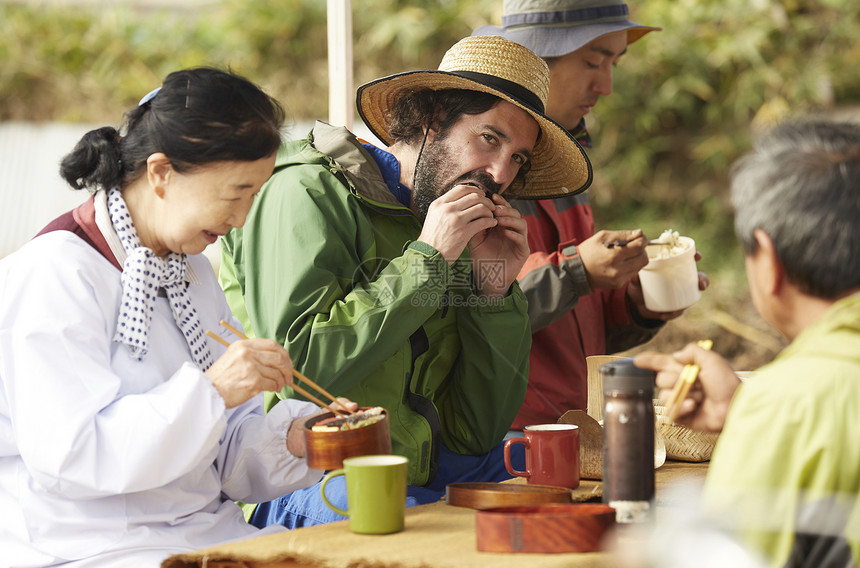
top-left (518, 240), bottom-right (663, 352)
top-left (436, 282), bottom-right (531, 454)
top-left (192, 257), bottom-right (324, 503)
top-left (516, 241), bottom-right (592, 331)
top-left (217, 397), bottom-right (322, 503)
top-left (2, 236), bottom-right (229, 499)
top-left (237, 165), bottom-right (452, 395)
top-left (603, 292), bottom-right (664, 353)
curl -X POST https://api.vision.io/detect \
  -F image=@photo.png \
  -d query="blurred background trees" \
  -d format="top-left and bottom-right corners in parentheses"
top-left (2, 0), bottom-right (859, 367)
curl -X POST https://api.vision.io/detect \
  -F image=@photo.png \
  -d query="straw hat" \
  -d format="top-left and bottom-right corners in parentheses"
top-left (356, 35), bottom-right (592, 199)
top-left (472, 0), bottom-right (660, 59)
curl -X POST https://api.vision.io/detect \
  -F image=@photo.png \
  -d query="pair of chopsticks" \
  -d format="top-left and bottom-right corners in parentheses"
top-left (205, 320), bottom-right (356, 418)
top-left (606, 237), bottom-right (672, 249)
top-left (660, 339), bottom-right (713, 425)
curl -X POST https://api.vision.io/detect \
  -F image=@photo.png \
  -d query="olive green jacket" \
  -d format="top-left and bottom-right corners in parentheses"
top-left (220, 122), bottom-right (531, 485)
top-left (704, 291), bottom-right (860, 566)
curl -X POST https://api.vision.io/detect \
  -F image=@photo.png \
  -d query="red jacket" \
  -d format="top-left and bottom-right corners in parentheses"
top-left (511, 127), bottom-right (662, 428)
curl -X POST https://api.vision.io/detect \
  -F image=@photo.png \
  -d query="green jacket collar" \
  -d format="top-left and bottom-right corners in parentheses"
top-left (277, 121), bottom-right (409, 212)
top-left (774, 290), bottom-right (860, 364)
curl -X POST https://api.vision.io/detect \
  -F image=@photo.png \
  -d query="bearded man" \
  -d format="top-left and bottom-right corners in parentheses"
top-left (218, 35), bottom-right (592, 527)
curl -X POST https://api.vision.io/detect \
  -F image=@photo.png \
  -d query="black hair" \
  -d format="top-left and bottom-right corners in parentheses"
top-left (387, 88), bottom-right (499, 145)
top-left (387, 88), bottom-right (534, 196)
top-left (60, 67), bottom-right (285, 191)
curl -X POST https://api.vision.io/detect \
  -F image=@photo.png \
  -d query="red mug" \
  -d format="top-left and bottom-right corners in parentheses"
top-left (504, 424), bottom-right (580, 489)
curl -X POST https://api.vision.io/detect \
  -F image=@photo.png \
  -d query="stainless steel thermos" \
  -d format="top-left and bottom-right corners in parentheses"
top-left (600, 357), bottom-right (656, 523)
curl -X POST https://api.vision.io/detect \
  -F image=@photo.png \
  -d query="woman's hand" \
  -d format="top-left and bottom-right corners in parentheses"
top-left (285, 397), bottom-right (359, 457)
top-left (205, 338), bottom-right (293, 409)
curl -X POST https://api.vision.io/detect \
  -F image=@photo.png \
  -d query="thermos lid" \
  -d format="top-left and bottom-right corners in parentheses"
top-left (600, 357), bottom-right (656, 393)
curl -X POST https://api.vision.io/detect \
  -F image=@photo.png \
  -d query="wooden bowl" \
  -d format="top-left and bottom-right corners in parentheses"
top-left (476, 503), bottom-right (616, 553)
top-left (446, 482), bottom-right (571, 510)
top-left (303, 408), bottom-right (392, 471)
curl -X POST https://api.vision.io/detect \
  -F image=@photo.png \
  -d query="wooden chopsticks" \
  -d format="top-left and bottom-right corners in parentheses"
top-left (661, 339), bottom-right (713, 425)
top-left (205, 320), bottom-right (355, 418)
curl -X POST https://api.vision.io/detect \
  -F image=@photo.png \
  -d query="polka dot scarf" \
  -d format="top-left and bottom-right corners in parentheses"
top-left (107, 188), bottom-right (214, 370)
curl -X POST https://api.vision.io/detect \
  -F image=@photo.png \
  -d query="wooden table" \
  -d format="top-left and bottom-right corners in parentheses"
top-left (162, 460), bottom-right (708, 568)
top-left (655, 459), bottom-right (708, 503)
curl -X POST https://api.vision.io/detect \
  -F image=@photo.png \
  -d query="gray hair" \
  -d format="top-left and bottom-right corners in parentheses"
top-left (730, 119), bottom-right (860, 299)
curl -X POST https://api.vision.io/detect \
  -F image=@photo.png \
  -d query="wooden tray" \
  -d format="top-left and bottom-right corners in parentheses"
top-left (476, 503), bottom-right (616, 553)
top-left (445, 482), bottom-right (572, 510)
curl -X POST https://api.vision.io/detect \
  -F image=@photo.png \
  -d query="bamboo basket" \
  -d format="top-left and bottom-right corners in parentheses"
top-left (653, 403), bottom-right (719, 462)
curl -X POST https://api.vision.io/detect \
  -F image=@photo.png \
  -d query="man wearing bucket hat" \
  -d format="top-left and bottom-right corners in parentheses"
top-left (474, 0), bottom-right (708, 432)
top-left (219, 34), bottom-right (592, 527)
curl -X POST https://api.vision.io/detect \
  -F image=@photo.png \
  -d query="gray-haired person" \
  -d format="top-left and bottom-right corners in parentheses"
top-left (636, 118), bottom-right (860, 567)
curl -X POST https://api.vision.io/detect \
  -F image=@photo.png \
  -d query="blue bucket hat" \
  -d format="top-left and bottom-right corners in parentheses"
top-left (472, 0), bottom-right (660, 59)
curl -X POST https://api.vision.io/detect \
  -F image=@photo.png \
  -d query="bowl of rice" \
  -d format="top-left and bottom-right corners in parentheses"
top-left (639, 229), bottom-right (701, 312)
top-left (304, 406), bottom-right (392, 470)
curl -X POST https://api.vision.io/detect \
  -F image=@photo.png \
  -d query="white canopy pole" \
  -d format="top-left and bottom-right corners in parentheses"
top-left (326, 0), bottom-right (354, 129)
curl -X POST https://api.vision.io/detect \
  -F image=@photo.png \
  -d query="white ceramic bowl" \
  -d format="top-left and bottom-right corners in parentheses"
top-left (639, 236), bottom-right (701, 312)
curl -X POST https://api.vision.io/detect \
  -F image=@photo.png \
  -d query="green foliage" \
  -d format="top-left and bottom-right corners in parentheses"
top-left (2, 0), bottom-right (859, 275)
top-left (0, 0), bottom-right (494, 122)
top-left (588, 0), bottom-right (860, 230)
top-left (352, 0), bottom-right (496, 81)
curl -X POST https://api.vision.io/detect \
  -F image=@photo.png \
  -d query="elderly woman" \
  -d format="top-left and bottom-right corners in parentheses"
top-left (0, 67), bottom-right (353, 567)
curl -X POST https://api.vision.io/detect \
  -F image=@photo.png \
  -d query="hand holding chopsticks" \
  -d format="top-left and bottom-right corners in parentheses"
top-left (206, 321), bottom-right (356, 418)
top-left (661, 339), bottom-right (713, 425)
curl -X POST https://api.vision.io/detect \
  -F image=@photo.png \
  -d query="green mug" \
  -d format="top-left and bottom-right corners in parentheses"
top-left (320, 454), bottom-right (409, 534)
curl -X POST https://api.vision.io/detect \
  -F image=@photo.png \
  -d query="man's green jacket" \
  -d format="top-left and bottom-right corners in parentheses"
top-left (220, 122), bottom-right (531, 485)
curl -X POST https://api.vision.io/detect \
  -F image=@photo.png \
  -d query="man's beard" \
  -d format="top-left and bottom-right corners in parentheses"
top-left (412, 136), bottom-right (501, 222)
